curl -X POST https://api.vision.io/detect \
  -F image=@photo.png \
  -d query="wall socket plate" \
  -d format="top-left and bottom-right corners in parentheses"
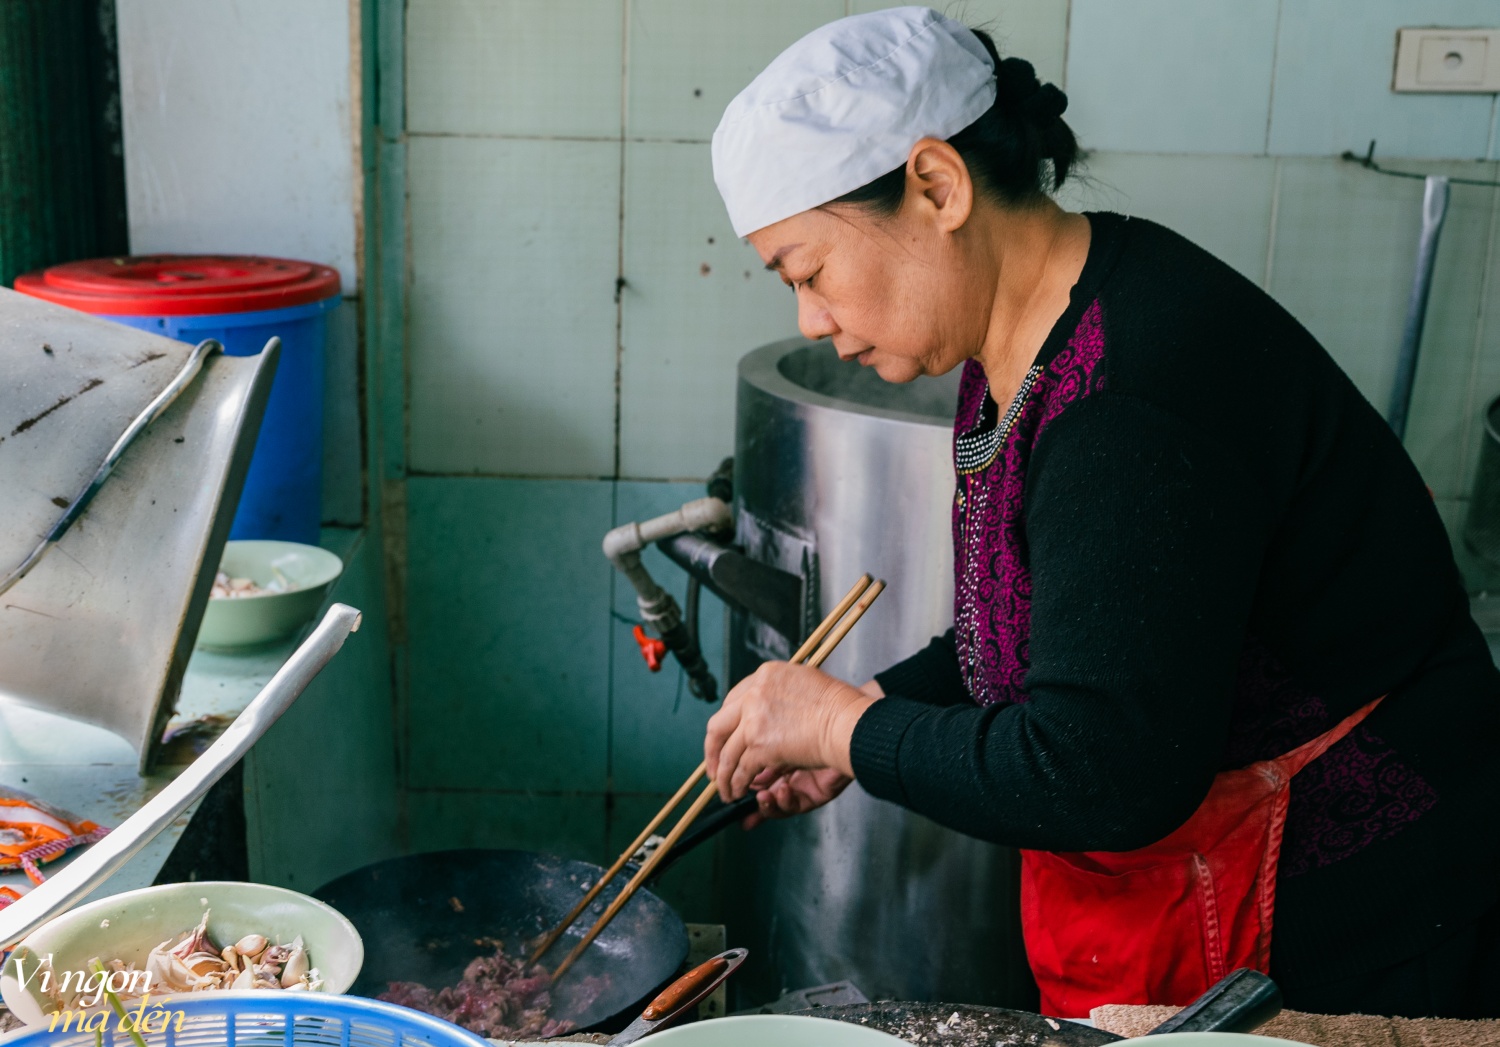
top-left (1394, 28), bottom-right (1500, 92)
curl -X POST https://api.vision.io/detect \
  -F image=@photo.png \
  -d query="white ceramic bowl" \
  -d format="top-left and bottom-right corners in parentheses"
top-left (644, 1015), bottom-right (911, 1046)
top-left (0, 881), bottom-right (363, 1025)
top-left (197, 540), bottom-right (343, 648)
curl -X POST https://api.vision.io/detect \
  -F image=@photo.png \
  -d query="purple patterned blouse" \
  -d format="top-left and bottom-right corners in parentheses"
top-left (950, 298), bottom-right (1437, 877)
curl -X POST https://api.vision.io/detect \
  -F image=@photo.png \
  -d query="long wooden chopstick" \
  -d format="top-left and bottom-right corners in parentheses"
top-left (805, 579), bottom-right (884, 669)
top-left (529, 574), bottom-right (874, 966)
top-left (548, 576), bottom-right (886, 983)
top-left (790, 573), bottom-right (872, 664)
top-left (549, 782), bottom-right (720, 982)
top-left (526, 767), bottom-right (705, 965)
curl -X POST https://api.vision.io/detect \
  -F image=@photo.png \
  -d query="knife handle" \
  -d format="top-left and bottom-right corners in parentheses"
top-left (608, 948), bottom-right (749, 1046)
top-left (1145, 968), bottom-right (1283, 1035)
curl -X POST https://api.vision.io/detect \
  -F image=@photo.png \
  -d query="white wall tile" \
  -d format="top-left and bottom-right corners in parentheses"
top-left (1056, 152), bottom-right (1276, 285)
top-left (1269, 0), bottom-right (1498, 160)
top-left (627, 0), bottom-right (845, 141)
top-left (407, 136), bottom-right (621, 477)
top-left (407, 0), bottom-right (624, 138)
top-left (853, 0), bottom-right (1070, 86)
top-left (117, 0), bottom-right (358, 292)
top-left (1066, 0), bottom-right (1279, 155)
top-left (618, 141), bottom-right (802, 480)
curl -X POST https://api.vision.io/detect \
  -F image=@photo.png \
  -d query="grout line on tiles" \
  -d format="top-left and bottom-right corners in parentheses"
top-left (1262, 158), bottom-right (1282, 293)
top-left (1261, 0), bottom-right (1283, 157)
top-left (1060, 0), bottom-right (1071, 92)
top-left (612, 10), bottom-right (629, 484)
top-left (1455, 179), bottom-right (1500, 493)
top-left (606, 478), bottom-right (620, 791)
top-left (1489, 96), bottom-right (1498, 163)
top-left (607, 0), bottom-right (629, 800)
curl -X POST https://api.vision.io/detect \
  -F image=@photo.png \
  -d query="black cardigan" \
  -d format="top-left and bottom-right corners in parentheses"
top-left (850, 212), bottom-right (1500, 987)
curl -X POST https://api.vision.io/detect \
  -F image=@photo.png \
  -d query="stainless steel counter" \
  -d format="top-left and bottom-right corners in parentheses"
top-left (0, 527), bottom-right (362, 907)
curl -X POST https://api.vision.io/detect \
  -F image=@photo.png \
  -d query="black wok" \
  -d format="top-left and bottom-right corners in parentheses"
top-left (313, 796), bottom-right (755, 1033)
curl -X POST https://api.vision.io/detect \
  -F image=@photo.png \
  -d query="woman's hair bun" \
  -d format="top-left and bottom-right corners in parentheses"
top-left (995, 57), bottom-right (1042, 106)
top-left (995, 57), bottom-right (1069, 141)
top-left (1022, 83), bottom-right (1068, 125)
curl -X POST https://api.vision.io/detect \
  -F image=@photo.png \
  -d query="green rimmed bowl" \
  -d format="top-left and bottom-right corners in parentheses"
top-left (0, 880), bottom-right (363, 1026)
top-left (197, 540), bottom-right (343, 648)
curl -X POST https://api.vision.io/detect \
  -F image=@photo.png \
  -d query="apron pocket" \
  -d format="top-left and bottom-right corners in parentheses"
top-left (1021, 848), bottom-right (1221, 1016)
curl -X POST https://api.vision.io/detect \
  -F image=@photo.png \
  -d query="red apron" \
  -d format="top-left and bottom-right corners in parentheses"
top-left (1020, 696), bottom-right (1383, 1018)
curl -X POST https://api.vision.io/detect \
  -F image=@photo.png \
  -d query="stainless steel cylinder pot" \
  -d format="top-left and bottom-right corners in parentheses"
top-left (723, 339), bottom-right (1033, 1008)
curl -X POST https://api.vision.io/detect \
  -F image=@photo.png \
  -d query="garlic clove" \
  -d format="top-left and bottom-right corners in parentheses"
top-left (169, 910), bottom-right (218, 963)
top-left (279, 941), bottom-right (308, 988)
top-left (234, 934), bottom-right (269, 958)
top-left (221, 946), bottom-right (240, 971)
top-left (232, 965), bottom-right (256, 991)
top-left (184, 952), bottom-right (227, 977)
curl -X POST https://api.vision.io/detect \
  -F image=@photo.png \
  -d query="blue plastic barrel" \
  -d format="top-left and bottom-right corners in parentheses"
top-left (15, 255), bottom-right (341, 544)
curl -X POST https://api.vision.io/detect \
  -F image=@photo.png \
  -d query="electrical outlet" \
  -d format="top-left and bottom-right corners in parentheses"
top-left (1394, 28), bottom-right (1500, 92)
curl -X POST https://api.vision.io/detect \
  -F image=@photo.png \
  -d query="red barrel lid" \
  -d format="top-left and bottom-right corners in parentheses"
top-left (13, 255), bottom-right (341, 316)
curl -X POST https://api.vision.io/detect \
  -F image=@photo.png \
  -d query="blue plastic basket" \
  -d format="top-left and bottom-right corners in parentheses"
top-left (0, 993), bottom-right (491, 1047)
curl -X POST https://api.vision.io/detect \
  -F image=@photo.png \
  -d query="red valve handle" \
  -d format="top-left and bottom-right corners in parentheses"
top-left (632, 625), bottom-right (666, 672)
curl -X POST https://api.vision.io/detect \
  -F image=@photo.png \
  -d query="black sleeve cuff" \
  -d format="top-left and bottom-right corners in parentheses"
top-left (872, 630), bottom-right (967, 706)
top-left (849, 696), bottom-right (932, 805)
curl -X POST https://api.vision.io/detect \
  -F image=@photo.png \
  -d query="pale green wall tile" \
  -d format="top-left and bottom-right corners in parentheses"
top-left (1066, 0), bottom-right (1278, 155)
top-left (405, 477), bottom-right (613, 791)
top-left (851, 1), bottom-right (1068, 87)
top-left (607, 792), bottom-right (720, 922)
top-left (619, 141), bottom-right (801, 480)
top-left (1270, 158), bottom-right (1408, 405)
top-left (1436, 497), bottom-right (1500, 594)
top-left (405, 789), bottom-right (609, 863)
top-left (626, 0), bottom-right (844, 141)
top-left (1460, 185), bottom-right (1500, 498)
top-left (1056, 152), bottom-right (1276, 285)
top-left (407, 137), bottom-right (620, 477)
top-left (407, 0), bottom-right (623, 138)
top-left (1269, 0), bottom-right (1497, 160)
top-left (1269, 159), bottom-right (1497, 498)
top-left (610, 481), bottom-right (725, 793)
top-left (1453, 182), bottom-right (1500, 595)
top-left (245, 529), bottom-right (401, 892)
top-left (1458, 182), bottom-right (1500, 492)
top-left (1403, 168), bottom-right (1499, 499)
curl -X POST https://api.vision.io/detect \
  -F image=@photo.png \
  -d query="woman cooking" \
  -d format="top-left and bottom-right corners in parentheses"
top-left (703, 6), bottom-right (1500, 1021)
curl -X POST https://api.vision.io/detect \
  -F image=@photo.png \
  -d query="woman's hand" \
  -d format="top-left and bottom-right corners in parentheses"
top-left (742, 768), bottom-right (853, 829)
top-left (704, 665), bottom-right (879, 803)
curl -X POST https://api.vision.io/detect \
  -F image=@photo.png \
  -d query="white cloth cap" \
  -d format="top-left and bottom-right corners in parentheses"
top-left (711, 6), bottom-right (996, 238)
